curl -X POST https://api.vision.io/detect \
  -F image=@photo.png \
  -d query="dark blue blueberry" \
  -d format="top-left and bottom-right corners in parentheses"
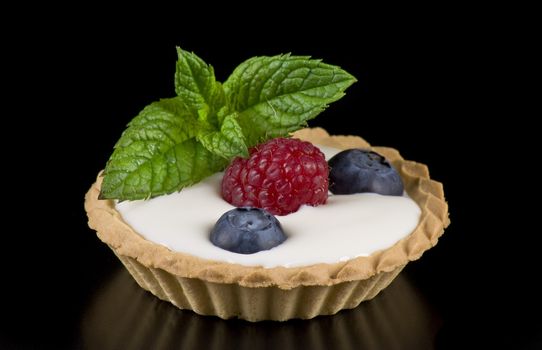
top-left (210, 207), bottom-right (287, 254)
top-left (328, 149), bottom-right (404, 196)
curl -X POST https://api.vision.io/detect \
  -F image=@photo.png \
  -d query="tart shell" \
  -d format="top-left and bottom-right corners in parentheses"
top-left (85, 127), bottom-right (449, 321)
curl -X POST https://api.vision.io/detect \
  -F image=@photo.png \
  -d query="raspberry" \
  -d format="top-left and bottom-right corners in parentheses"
top-left (221, 138), bottom-right (329, 215)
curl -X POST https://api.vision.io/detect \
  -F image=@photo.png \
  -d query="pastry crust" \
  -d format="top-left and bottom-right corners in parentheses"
top-left (85, 127), bottom-right (450, 290)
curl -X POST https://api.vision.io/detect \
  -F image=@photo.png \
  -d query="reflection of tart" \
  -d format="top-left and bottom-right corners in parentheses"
top-left (82, 268), bottom-right (439, 349)
top-left (85, 127), bottom-right (449, 321)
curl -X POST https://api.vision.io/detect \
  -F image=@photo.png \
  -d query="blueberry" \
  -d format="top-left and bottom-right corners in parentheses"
top-left (210, 207), bottom-right (287, 254)
top-left (328, 149), bottom-right (404, 196)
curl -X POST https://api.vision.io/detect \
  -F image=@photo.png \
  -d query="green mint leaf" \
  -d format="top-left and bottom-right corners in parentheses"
top-left (197, 112), bottom-right (249, 159)
top-left (175, 47), bottom-right (225, 127)
top-left (101, 48), bottom-right (356, 201)
top-left (223, 54), bottom-right (356, 146)
top-left (216, 105), bottom-right (232, 126)
top-left (100, 97), bottom-right (227, 200)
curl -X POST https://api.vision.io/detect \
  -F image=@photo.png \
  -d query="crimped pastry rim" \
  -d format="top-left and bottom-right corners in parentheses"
top-left (85, 127), bottom-right (450, 290)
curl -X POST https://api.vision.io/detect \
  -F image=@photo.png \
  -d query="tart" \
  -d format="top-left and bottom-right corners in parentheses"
top-left (85, 127), bottom-right (449, 321)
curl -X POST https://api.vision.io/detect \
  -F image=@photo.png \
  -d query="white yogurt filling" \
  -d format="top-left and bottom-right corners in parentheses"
top-left (116, 146), bottom-right (421, 268)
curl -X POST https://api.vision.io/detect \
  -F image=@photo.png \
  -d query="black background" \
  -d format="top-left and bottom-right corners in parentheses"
top-left (2, 19), bottom-right (539, 349)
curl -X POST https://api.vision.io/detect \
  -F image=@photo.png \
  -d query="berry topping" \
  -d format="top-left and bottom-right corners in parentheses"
top-left (328, 149), bottom-right (404, 196)
top-left (210, 207), bottom-right (286, 254)
top-left (221, 138), bottom-right (329, 215)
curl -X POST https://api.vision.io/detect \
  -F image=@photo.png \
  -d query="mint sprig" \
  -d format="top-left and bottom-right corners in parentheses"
top-left (100, 48), bottom-right (356, 200)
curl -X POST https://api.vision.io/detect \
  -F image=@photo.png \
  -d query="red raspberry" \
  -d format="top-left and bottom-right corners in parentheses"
top-left (221, 138), bottom-right (329, 215)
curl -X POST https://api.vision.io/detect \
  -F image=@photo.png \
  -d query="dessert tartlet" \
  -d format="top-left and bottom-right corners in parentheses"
top-left (85, 127), bottom-right (449, 321)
